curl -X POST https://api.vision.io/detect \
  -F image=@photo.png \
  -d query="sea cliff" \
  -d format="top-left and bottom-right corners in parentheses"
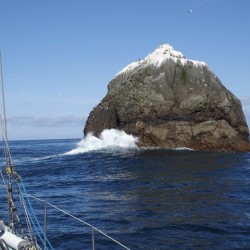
top-left (84, 44), bottom-right (250, 152)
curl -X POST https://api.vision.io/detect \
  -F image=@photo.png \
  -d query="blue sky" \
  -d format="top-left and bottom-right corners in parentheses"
top-left (0, 0), bottom-right (250, 140)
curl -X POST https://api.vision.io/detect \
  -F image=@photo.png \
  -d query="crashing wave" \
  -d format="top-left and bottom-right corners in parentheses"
top-left (64, 129), bottom-right (138, 155)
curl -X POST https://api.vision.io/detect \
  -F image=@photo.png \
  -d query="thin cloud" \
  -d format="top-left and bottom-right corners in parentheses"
top-left (243, 109), bottom-right (250, 126)
top-left (240, 96), bottom-right (250, 106)
top-left (8, 115), bottom-right (86, 127)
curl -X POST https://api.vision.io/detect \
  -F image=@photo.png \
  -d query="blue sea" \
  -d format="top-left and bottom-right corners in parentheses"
top-left (1, 130), bottom-right (250, 249)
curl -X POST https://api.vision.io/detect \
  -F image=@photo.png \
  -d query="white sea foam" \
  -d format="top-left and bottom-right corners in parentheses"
top-left (174, 147), bottom-right (194, 151)
top-left (64, 129), bottom-right (138, 155)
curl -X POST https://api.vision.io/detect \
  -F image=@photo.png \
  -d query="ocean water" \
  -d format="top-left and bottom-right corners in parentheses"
top-left (1, 129), bottom-right (250, 249)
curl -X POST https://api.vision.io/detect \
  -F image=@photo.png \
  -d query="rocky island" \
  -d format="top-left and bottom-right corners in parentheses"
top-left (84, 44), bottom-right (250, 152)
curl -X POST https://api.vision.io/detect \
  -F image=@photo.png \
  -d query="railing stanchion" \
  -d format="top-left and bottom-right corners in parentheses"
top-left (92, 227), bottom-right (95, 250)
top-left (44, 201), bottom-right (47, 250)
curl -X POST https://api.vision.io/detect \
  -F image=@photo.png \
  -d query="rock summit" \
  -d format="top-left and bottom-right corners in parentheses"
top-left (84, 44), bottom-right (250, 152)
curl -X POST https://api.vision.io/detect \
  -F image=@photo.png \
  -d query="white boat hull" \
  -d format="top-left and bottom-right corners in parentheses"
top-left (0, 221), bottom-right (32, 250)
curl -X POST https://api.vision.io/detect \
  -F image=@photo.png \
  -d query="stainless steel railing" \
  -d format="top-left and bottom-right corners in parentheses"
top-left (0, 183), bottom-right (130, 250)
top-left (27, 194), bottom-right (131, 250)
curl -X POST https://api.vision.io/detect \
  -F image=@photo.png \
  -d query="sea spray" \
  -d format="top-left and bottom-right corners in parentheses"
top-left (65, 129), bottom-right (138, 155)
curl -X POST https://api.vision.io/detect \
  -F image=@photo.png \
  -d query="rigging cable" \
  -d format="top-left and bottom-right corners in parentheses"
top-left (0, 51), bottom-right (15, 233)
top-left (18, 177), bottom-right (53, 250)
top-left (0, 51), bottom-right (45, 249)
top-left (0, 50), bottom-right (8, 143)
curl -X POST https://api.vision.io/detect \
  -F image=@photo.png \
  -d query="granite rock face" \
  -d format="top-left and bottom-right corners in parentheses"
top-left (84, 44), bottom-right (250, 151)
